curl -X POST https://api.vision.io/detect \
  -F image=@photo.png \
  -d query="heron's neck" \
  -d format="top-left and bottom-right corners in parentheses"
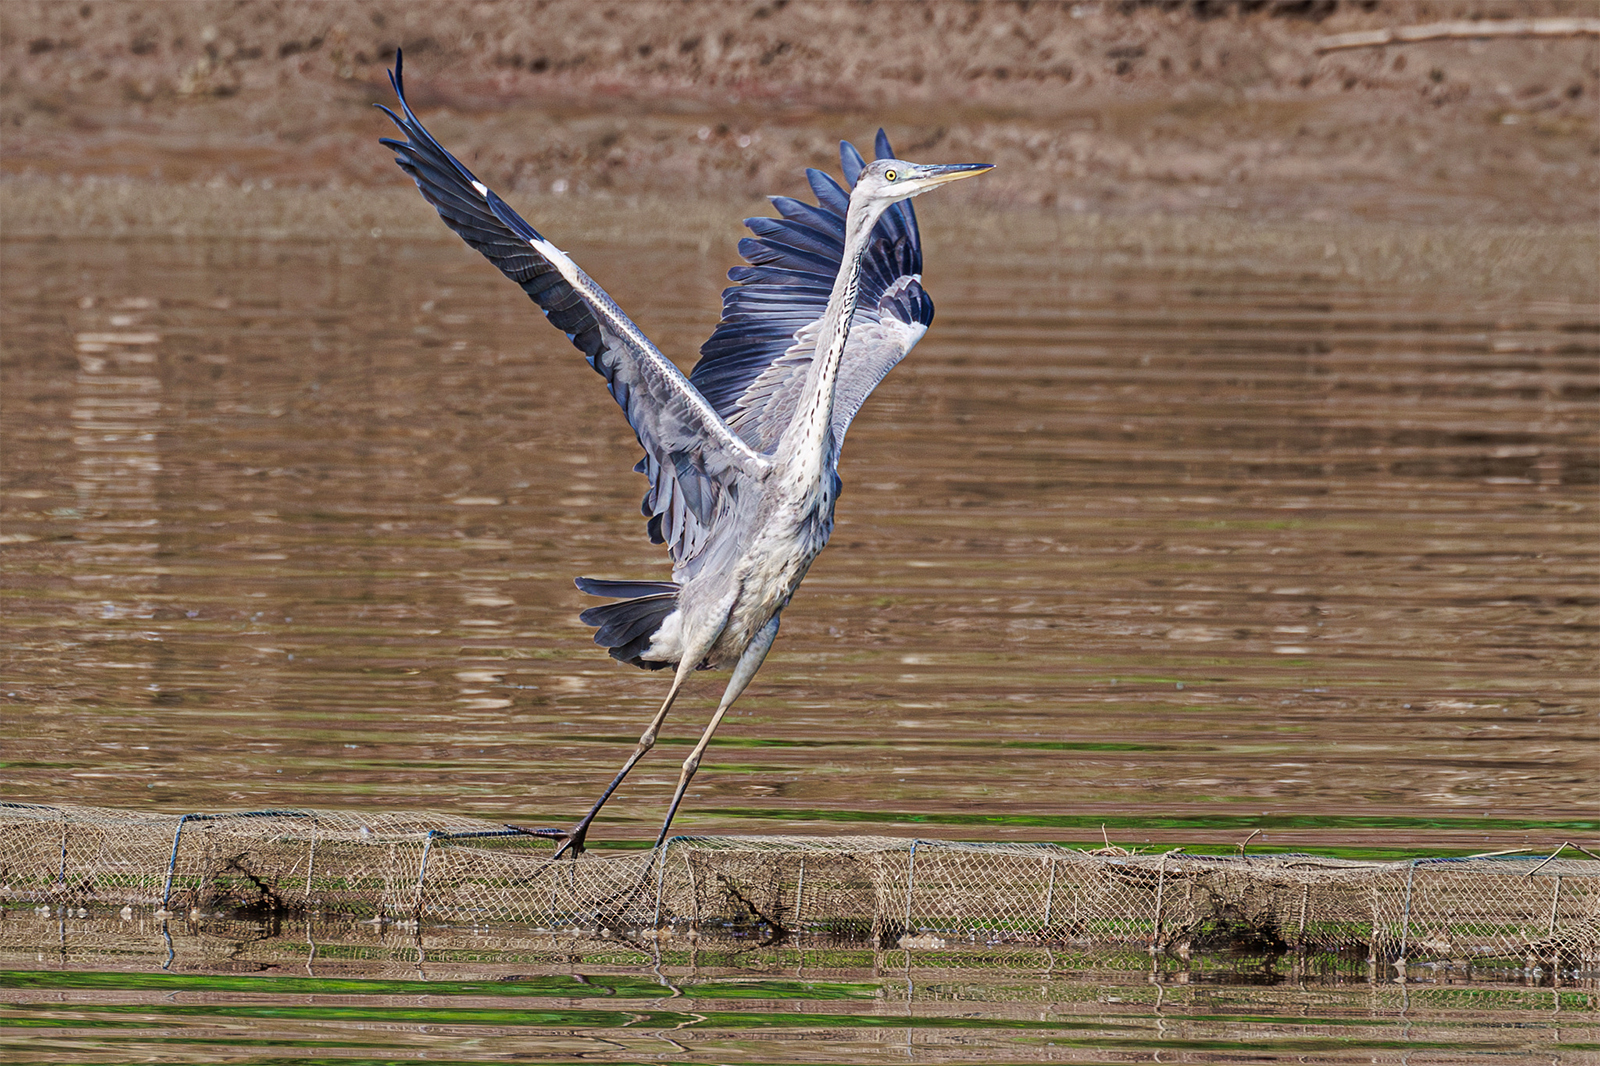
top-left (781, 198), bottom-right (883, 476)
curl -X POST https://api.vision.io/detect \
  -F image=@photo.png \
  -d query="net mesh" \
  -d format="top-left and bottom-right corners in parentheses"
top-left (4, 802), bottom-right (1596, 972)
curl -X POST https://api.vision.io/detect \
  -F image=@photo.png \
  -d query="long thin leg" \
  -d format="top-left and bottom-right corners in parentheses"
top-left (654, 612), bottom-right (782, 848)
top-left (551, 653), bottom-right (699, 858)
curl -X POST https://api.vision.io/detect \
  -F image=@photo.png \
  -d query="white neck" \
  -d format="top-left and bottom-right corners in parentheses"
top-left (777, 195), bottom-right (886, 476)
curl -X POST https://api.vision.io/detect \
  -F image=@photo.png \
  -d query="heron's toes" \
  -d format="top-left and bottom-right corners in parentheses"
top-left (550, 823), bottom-right (591, 859)
top-left (507, 824), bottom-right (586, 856)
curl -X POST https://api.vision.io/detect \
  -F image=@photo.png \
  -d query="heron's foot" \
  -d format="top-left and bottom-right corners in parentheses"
top-left (508, 824), bottom-right (590, 858)
top-left (548, 820), bottom-right (594, 860)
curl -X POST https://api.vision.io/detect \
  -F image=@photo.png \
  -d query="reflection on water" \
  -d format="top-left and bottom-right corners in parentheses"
top-left (3, 913), bottom-right (1595, 1065)
top-left (71, 307), bottom-right (164, 626)
top-left (1, 231), bottom-right (1595, 854)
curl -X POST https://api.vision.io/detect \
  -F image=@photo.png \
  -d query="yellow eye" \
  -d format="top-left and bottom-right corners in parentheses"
top-left (884, 169), bottom-right (897, 182)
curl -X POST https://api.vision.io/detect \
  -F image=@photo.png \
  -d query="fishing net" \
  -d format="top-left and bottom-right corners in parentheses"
top-left (4, 802), bottom-right (1596, 976)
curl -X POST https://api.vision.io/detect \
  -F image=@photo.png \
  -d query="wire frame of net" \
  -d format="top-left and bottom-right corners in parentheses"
top-left (3, 804), bottom-right (1595, 971)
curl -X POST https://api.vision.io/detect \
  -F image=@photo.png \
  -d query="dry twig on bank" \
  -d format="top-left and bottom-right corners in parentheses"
top-left (1315, 17), bottom-right (1600, 53)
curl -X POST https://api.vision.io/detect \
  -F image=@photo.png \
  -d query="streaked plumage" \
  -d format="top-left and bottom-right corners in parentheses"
top-left (379, 51), bottom-right (990, 852)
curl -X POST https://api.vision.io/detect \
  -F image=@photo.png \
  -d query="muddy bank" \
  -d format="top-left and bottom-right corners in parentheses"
top-left (4, 0), bottom-right (1597, 227)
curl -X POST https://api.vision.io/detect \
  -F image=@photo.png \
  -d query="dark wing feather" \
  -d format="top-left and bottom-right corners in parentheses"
top-left (688, 131), bottom-right (934, 455)
top-left (378, 51), bottom-right (762, 567)
top-left (573, 576), bottom-right (679, 600)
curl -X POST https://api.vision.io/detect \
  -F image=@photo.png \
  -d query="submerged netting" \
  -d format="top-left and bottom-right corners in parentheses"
top-left (3, 803), bottom-right (1596, 972)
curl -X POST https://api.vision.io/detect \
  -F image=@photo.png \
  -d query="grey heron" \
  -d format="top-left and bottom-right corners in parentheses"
top-left (379, 52), bottom-right (991, 854)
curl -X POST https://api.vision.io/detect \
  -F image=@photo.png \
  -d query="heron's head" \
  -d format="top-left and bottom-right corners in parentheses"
top-left (852, 158), bottom-right (994, 209)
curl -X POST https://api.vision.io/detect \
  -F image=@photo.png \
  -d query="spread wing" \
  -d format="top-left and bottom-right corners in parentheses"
top-left (377, 52), bottom-right (764, 566)
top-left (688, 130), bottom-right (934, 462)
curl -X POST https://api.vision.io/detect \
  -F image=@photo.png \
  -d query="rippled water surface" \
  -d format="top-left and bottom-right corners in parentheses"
top-left (3, 216), bottom-right (1598, 1061)
top-left (3, 959), bottom-right (1594, 1066)
top-left (2, 226), bottom-right (1596, 861)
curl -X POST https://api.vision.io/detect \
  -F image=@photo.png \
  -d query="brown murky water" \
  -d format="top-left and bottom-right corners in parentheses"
top-left (2, 221), bottom-right (1596, 856)
top-left (2, 959), bottom-right (1591, 1065)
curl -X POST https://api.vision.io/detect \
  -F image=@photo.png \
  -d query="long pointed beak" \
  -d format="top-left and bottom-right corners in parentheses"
top-left (910, 162), bottom-right (995, 190)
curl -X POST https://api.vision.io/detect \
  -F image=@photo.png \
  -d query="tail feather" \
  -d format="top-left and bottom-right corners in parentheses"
top-left (575, 576), bottom-right (680, 670)
top-left (579, 593), bottom-right (674, 647)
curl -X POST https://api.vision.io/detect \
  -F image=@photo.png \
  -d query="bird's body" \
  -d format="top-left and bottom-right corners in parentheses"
top-left (621, 457), bottom-right (829, 674)
top-left (379, 51), bottom-right (990, 851)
